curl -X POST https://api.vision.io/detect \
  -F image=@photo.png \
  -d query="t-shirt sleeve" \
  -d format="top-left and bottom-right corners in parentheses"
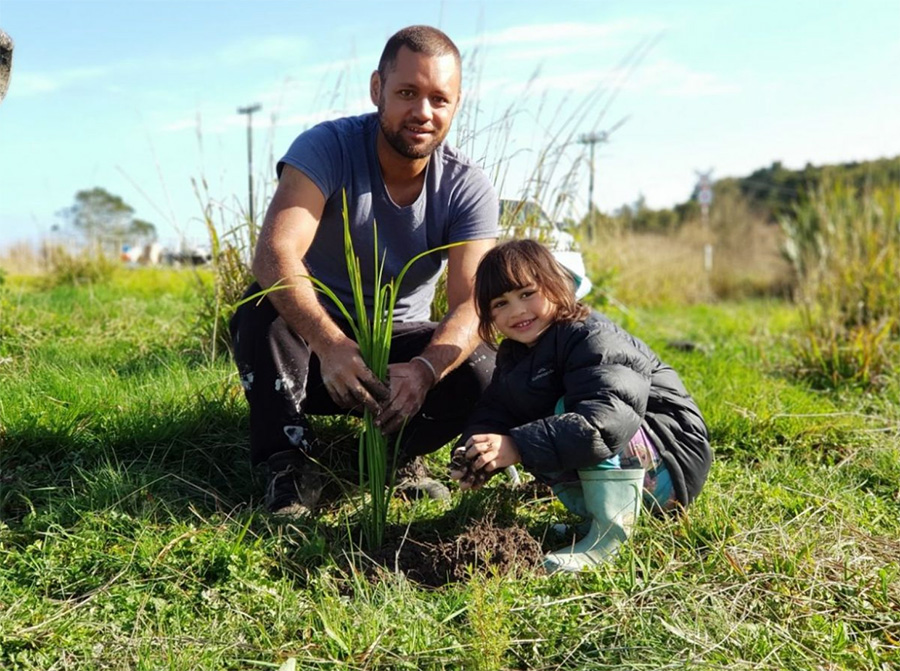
top-left (448, 168), bottom-right (499, 243)
top-left (276, 123), bottom-right (342, 198)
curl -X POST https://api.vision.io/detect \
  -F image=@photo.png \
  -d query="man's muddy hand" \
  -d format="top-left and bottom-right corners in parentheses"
top-left (318, 339), bottom-right (389, 413)
top-left (376, 361), bottom-right (432, 434)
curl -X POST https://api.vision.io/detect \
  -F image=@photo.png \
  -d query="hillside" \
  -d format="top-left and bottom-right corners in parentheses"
top-left (612, 155), bottom-right (900, 232)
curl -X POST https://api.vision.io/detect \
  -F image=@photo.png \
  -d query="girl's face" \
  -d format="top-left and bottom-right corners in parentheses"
top-left (489, 283), bottom-right (557, 346)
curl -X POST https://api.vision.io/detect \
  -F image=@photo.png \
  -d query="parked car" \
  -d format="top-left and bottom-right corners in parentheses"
top-left (498, 199), bottom-right (592, 299)
top-left (162, 245), bottom-right (212, 266)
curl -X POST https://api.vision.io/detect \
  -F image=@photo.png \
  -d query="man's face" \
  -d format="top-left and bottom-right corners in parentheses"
top-left (371, 46), bottom-right (461, 160)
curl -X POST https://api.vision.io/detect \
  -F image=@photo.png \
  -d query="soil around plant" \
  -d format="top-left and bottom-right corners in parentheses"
top-left (352, 478), bottom-right (557, 587)
top-left (362, 515), bottom-right (546, 587)
top-left (311, 427), bottom-right (553, 586)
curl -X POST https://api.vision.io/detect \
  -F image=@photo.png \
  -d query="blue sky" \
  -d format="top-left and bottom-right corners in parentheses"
top-left (1, 0), bottom-right (898, 250)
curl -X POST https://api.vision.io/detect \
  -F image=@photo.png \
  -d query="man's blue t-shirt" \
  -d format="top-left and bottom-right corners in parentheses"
top-left (277, 113), bottom-right (499, 322)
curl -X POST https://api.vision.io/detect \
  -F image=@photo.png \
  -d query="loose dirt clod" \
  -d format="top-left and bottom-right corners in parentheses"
top-left (448, 446), bottom-right (500, 489)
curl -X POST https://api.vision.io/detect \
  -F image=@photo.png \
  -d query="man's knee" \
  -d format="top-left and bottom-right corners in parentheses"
top-left (430, 343), bottom-right (495, 413)
top-left (460, 342), bottom-right (496, 393)
top-left (230, 283), bottom-right (274, 361)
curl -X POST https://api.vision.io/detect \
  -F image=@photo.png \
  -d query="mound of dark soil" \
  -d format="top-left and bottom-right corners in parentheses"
top-left (364, 515), bottom-right (546, 587)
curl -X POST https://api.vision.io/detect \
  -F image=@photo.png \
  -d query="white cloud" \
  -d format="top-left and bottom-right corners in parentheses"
top-left (465, 19), bottom-right (667, 49)
top-left (626, 60), bottom-right (740, 97)
top-left (470, 58), bottom-right (737, 101)
top-left (217, 35), bottom-right (309, 65)
top-left (161, 117), bottom-right (200, 133)
top-left (454, 20), bottom-right (735, 107)
top-left (160, 110), bottom-right (249, 135)
top-left (11, 73), bottom-right (59, 96)
top-left (277, 110), bottom-right (347, 128)
top-left (159, 90), bottom-right (372, 137)
top-left (305, 54), bottom-right (368, 77)
top-left (12, 65), bottom-right (112, 97)
top-left (493, 43), bottom-right (610, 63)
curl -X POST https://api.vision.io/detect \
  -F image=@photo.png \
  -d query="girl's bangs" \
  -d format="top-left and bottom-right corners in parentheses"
top-left (482, 254), bottom-right (535, 300)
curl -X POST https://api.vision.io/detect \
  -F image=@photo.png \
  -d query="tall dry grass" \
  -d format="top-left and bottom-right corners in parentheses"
top-left (780, 182), bottom-right (900, 388)
top-left (0, 241), bottom-right (45, 276)
top-left (193, 177), bottom-right (258, 359)
top-left (588, 191), bottom-right (792, 308)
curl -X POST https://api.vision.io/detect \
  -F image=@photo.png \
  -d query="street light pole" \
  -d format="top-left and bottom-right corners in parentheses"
top-left (237, 103), bottom-right (261, 224)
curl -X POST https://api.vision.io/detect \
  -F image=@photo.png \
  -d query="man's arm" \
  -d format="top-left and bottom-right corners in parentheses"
top-left (253, 164), bottom-right (388, 412)
top-left (377, 238), bottom-right (495, 433)
top-left (422, 237), bottom-right (496, 377)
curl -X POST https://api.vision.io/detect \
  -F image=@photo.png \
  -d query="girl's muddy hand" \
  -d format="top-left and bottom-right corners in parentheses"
top-left (465, 433), bottom-right (521, 473)
top-left (448, 447), bottom-right (471, 481)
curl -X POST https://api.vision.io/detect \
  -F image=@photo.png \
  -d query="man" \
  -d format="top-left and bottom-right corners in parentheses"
top-left (230, 25), bottom-right (499, 517)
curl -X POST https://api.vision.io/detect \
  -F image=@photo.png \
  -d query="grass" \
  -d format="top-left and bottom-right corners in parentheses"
top-left (1, 269), bottom-right (898, 669)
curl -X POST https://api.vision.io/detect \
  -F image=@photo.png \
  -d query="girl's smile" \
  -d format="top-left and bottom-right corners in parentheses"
top-left (489, 284), bottom-right (557, 346)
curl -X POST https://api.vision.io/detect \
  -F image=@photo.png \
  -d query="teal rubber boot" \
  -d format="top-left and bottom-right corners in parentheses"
top-left (550, 481), bottom-right (591, 538)
top-left (551, 480), bottom-right (589, 518)
top-left (543, 468), bottom-right (643, 573)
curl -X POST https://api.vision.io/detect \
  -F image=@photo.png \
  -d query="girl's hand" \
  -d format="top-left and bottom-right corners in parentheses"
top-left (448, 446), bottom-right (477, 490)
top-left (465, 433), bottom-right (521, 475)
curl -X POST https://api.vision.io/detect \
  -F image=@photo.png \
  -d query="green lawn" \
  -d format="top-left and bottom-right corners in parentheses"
top-left (1, 269), bottom-right (898, 670)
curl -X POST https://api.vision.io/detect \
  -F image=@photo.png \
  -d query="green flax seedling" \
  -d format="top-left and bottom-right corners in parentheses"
top-left (237, 192), bottom-right (459, 548)
top-left (283, 192), bottom-right (460, 549)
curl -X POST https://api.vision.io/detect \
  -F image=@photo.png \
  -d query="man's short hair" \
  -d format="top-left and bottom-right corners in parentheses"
top-left (377, 25), bottom-right (461, 83)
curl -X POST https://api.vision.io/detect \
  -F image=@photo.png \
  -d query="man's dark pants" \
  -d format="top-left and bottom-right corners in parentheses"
top-left (230, 283), bottom-right (496, 471)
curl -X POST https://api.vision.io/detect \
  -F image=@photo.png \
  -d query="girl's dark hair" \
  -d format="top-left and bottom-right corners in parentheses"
top-left (474, 239), bottom-right (590, 347)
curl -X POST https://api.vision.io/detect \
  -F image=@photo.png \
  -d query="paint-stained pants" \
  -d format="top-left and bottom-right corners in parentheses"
top-left (230, 283), bottom-right (496, 467)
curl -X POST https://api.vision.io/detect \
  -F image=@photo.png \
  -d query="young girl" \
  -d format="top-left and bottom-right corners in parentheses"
top-left (450, 240), bottom-right (712, 572)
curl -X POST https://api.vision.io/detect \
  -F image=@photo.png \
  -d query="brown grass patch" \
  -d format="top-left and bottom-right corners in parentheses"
top-left (587, 216), bottom-right (792, 308)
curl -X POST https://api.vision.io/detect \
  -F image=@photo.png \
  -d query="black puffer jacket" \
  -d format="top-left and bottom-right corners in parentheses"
top-left (460, 310), bottom-right (711, 507)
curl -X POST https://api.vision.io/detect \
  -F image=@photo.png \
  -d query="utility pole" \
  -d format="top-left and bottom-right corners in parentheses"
top-left (579, 131), bottom-right (608, 217)
top-left (579, 131), bottom-right (608, 241)
top-left (578, 117), bottom-right (629, 228)
top-left (237, 103), bottom-right (262, 224)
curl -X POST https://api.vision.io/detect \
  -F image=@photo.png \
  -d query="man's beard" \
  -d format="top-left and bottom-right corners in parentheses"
top-left (377, 100), bottom-right (445, 159)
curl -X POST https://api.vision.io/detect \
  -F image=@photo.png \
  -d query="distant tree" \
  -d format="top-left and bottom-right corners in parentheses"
top-left (59, 187), bottom-right (133, 241)
top-left (614, 194), bottom-right (679, 233)
top-left (603, 155), bottom-right (900, 236)
top-left (732, 156), bottom-right (900, 221)
top-left (57, 187), bottom-right (156, 250)
top-left (131, 218), bottom-right (158, 244)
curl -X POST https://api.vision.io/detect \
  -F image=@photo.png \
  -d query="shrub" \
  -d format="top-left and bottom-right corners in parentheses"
top-left (780, 181), bottom-right (900, 388)
top-left (193, 178), bottom-right (257, 359)
top-left (789, 318), bottom-right (895, 390)
top-left (39, 244), bottom-right (117, 288)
